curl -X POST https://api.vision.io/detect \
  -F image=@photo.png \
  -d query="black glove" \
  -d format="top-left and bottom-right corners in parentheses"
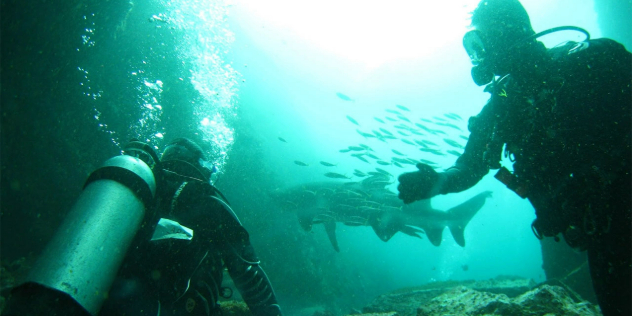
top-left (397, 163), bottom-right (440, 204)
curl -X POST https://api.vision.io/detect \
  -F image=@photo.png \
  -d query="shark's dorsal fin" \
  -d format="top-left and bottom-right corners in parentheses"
top-left (323, 220), bottom-right (340, 252)
top-left (425, 227), bottom-right (444, 246)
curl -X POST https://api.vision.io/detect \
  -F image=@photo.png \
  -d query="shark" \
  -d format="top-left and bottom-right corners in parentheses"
top-left (272, 174), bottom-right (492, 251)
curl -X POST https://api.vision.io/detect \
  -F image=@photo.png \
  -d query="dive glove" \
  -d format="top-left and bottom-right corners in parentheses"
top-left (397, 163), bottom-right (442, 204)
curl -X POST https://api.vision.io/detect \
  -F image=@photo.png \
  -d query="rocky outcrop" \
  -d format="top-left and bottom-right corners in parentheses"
top-left (361, 276), bottom-right (537, 316)
top-left (417, 285), bottom-right (601, 316)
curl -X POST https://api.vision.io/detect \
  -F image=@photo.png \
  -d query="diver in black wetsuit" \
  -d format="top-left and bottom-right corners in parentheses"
top-left (100, 138), bottom-right (283, 316)
top-left (396, 1), bottom-right (631, 315)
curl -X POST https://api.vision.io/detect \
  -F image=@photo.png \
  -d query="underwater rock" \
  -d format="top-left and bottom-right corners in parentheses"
top-left (362, 276), bottom-right (537, 316)
top-left (417, 285), bottom-right (601, 316)
top-left (345, 313), bottom-right (398, 316)
top-left (218, 300), bottom-right (251, 315)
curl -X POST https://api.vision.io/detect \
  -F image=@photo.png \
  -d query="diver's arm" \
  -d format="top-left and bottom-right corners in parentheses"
top-left (222, 233), bottom-right (282, 316)
top-left (438, 119), bottom-right (492, 194)
top-left (398, 105), bottom-right (493, 203)
top-left (211, 193), bottom-right (282, 316)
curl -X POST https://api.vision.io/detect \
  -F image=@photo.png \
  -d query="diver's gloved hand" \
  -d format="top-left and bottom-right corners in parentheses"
top-left (397, 163), bottom-right (442, 204)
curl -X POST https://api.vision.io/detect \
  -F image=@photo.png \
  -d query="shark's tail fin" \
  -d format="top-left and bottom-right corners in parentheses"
top-left (447, 191), bottom-right (492, 247)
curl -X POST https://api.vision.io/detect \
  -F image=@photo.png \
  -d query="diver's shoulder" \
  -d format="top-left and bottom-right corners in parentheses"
top-left (550, 38), bottom-right (630, 61)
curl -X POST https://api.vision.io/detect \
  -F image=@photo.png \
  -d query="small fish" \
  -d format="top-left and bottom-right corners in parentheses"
top-left (422, 139), bottom-right (437, 146)
top-left (447, 149), bottom-right (462, 157)
top-left (365, 153), bottom-right (380, 160)
top-left (356, 129), bottom-right (376, 138)
top-left (392, 157), bottom-right (415, 165)
top-left (386, 109), bottom-right (401, 115)
top-left (376, 160), bottom-right (391, 166)
top-left (391, 149), bottom-right (406, 156)
top-left (379, 128), bottom-right (393, 136)
top-left (351, 154), bottom-right (370, 163)
top-left (369, 180), bottom-right (393, 187)
top-left (415, 123), bottom-right (433, 133)
top-left (397, 115), bottom-right (411, 123)
top-left (336, 92), bottom-right (354, 102)
top-left (420, 118), bottom-right (433, 123)
top-left (392, 161), bottom-right (403, 168)
top-left (414, 140), bottom-right (427, 147)
top-left (427, 150), bottom-right (446, 156)
top-left (380, 205), bottom-right (402, 212)
top-left (459, 135), bottom-right (469, 141)
top-left (419, 147), bottom-right (440, 153)
top-left (353, 170), bottom-right (367, 177)
top-left (418, 158), bottom-right (436, 165)
top-left (348, 146), bottom-right (365, 151)
top-left (396, 104), bottom-right (410, 112)
top-left (433, 116), bottom-right (447, 122)
top-left (419, 148), bottom-right (445, 156)
top-left (443, 138), bottom-right (465, 149)
top-left (358, 144), bottom-right (373, 151)
top-left (320, 161), bottom-right (337, 167)
top-left (294, 160), bottom-right (309, 166)
top-left (397, 131), bottom-right (410, 137)
top-left (346, 115), bottom-right (360, 126)
top-left (401, 139), bottom-right (416, 146)
top-left (436, 122), bottom-right (462, 131)
top-left (446, 112), bottom-right (463, 120)
top-left (385, 116), bottom-right (398, 122)
top-left (374, 168), bottom-right (392, 175)
top-left (410, 130), bottom-right (424, 136)
top-left (374, 117), bottom-right (385, 124)
top-left (339, 148), bottom-right (351, 153)
top-left (278, 137), bottom-right (287, 143)
top-left (324, 172), bottom-right (350, 179)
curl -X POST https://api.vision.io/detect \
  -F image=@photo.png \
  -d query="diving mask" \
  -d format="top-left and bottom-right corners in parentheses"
top-left (463, 30), bottom-right (495, 86)
top-left (462, 26), bottom-right (591, 86)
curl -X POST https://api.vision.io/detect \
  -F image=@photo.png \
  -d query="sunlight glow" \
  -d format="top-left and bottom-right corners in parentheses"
top-left (234, 0), bottom-right (478, 67)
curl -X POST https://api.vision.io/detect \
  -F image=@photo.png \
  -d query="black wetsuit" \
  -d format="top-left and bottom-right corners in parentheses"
top-left (99, 167), bottom-right (282, 316)
top-left (441, 38), bottom-right (631, 315)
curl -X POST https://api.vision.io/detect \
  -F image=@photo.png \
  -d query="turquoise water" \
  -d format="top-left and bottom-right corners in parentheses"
top-left (2, 0), bottom-right (630, 315)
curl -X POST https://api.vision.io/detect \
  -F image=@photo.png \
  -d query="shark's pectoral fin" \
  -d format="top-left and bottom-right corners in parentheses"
top-left (297, 213), bottom-right (314, 232)
top-left (400, 225), bottom-right (425, 239)
top-left (323, 220), bottom-right (340, 252)
top-left (424, 227), bottom-right (444, 246)
top-left (369, 215), bottom-right (399, 242)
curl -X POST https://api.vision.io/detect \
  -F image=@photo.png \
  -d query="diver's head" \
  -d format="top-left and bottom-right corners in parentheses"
top-left (161, 137), bottom-right (214, 181)
top-left (464, 0), bottom-right (536, 85)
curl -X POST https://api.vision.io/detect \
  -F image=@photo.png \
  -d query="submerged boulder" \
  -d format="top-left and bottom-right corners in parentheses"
top-left (417, 285), bottom-right (601, 316)
top-left (362, 276), bottom-right (536, 316)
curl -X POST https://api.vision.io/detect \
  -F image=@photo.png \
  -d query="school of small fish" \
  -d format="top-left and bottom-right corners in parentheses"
top-left (279, 99), bottom-right (469, 181)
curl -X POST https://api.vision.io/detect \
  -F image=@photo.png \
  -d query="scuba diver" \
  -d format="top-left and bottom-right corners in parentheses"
top-left (4, 137), bottom-right (282, 316)
top-left (396, 1), bottom-right (631, 315)
top-left (98, 137), bottom-right (283, 316)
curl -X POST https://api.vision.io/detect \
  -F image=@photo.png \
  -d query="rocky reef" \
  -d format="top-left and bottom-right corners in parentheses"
top-left (340, 276), bottom-right (601, 316)
top-left (1, 273), bottom-right (602, 316)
